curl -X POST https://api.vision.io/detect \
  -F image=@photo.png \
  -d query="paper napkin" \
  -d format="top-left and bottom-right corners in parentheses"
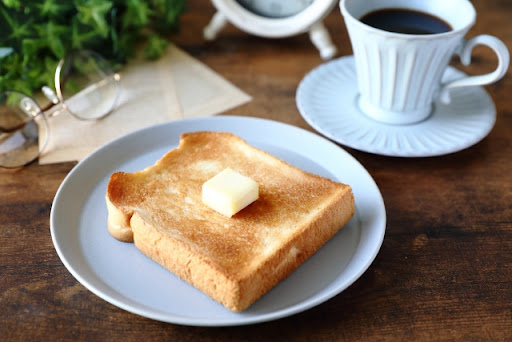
top-left (39, 44), bottom-right (251, 165)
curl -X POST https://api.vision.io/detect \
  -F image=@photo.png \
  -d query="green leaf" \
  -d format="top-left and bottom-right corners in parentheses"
top-left (76, 0), bottom-right (113, 38)
top-left (2, 0), bottom-right (21, 10)
top-left (35, 0), bottom-right (65, 17)
top-left (150, 0), bottom-right (187, 32)
top-left (25, 56), bottom-right (59, 89)
top-left (21, 39), bottom-right (45, 67)
top-left (0, 54), bottom-right (36, 93)
top-left (122, 0), bottom-right (153, 29)
top-left (33, 21), bottom-right (69, 57)
top-left (162, 0), bottom-right (187, 26)
top-left (144, 33), bottom-right (168, 60)
top-left (71, 17), bottom-right (100, 50)
top-left (1, 7), bottom-right (34, 41)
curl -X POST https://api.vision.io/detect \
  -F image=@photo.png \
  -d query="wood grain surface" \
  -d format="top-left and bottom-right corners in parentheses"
top-left (1, 0), bottom-right (511, 340)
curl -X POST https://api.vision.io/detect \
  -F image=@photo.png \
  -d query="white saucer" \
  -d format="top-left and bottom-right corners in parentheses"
top-left (296, 56), bottom-right (496, 157)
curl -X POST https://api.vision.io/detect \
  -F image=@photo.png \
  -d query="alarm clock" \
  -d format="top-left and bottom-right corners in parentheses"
top-left (203, 0), bottom-right (338, 60)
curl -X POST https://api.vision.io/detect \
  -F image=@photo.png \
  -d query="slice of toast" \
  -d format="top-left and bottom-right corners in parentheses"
top-left (106, 131), bottom-right (355, 311)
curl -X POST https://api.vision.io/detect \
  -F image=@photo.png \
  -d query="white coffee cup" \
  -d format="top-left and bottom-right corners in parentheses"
top-left (340, 0), bottom-right (510, 125)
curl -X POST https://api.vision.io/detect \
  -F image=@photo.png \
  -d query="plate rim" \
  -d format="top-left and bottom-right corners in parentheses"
top-left (50, 115), bottom-right (386, 326)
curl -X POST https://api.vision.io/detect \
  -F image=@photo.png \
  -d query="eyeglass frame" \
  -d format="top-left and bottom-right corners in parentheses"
top-left (0, 49), bottom-right (121, 168)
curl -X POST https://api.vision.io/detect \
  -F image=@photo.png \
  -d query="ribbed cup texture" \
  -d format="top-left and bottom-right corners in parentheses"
top-left (345, 19), bottom-right (462, 121)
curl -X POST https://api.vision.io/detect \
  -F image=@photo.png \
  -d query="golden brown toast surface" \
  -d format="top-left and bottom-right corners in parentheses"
top-left (106, 131), bottom-right (354, 310)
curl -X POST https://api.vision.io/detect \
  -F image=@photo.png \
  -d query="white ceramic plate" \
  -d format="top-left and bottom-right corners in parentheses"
top-left (50, 116), bottom-right (386, 326)
top-left (297, 56), bottom-right (496, 157)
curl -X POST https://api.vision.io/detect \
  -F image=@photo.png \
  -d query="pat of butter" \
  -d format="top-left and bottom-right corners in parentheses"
top-left (202, 168), bottom-right (259, 217)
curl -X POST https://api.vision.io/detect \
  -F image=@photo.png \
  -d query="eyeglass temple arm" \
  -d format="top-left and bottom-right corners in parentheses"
top-left (40, 86), bottom-right (60, 115)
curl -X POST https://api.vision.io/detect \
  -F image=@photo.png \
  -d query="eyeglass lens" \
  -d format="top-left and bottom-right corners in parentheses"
top-left (56, 50), bottom-right (120, 120)
top-left (0, 91), bottom-right (48, 168)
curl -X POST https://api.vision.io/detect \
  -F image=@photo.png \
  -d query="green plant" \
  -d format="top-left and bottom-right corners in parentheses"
top-left (0, 0), bottom-right (187, 95)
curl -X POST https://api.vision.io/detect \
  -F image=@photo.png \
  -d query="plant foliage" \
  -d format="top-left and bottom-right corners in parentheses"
top-left (0, 0), bottom-right (187, 94)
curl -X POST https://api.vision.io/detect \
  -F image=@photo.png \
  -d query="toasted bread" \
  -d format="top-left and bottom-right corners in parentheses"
top-left (105, 131), bottom-right (354, 311)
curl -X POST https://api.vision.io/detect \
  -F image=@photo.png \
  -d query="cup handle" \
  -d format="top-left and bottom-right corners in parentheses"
top-left (439, 34), bottom-right (510, 104)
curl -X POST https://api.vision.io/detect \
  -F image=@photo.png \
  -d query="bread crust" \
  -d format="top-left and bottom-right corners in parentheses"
top-left (106, 131), bottom-right (354, 311)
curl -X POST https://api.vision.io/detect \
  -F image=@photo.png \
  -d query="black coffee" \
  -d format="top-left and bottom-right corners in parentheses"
top-left (360, 9), bottom-right (452, 35)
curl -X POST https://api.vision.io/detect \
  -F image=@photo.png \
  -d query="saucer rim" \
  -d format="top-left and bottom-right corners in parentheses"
top-left (296, 55), bottom-right (496, 158)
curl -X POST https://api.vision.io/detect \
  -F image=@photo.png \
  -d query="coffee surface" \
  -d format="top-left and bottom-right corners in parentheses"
top-left (360, 9), bottom-right (452, 35)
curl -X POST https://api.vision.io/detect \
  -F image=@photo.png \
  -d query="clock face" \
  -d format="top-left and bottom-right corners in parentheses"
top-left (236, 0), bottom-right (315, 18)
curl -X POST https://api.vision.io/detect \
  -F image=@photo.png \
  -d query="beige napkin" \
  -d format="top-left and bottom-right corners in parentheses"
top-left (39, 44), bottom-right (251, 164)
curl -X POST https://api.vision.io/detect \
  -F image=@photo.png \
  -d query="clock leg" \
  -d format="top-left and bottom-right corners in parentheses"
top-left (309, 22), bottom-right (337, 60)
top-left (203, 11), bottom-right (228, 41)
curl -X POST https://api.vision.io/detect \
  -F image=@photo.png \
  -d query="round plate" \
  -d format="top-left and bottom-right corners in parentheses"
top-left (50, 116), bottom-right (386, 326)
top-left (296, 56), bottom-right (496, 157)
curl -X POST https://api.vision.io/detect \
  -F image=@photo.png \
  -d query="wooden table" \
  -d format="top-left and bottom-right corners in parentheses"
top-left (2, 1), bottom-right (511, 340)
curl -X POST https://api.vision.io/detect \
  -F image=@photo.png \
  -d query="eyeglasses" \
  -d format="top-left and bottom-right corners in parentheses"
top-left (0, 50), bottom-right (120, 168)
